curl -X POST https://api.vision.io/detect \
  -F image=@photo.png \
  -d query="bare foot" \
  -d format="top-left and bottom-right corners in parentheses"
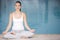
top-left (10, 32), bottom-right (16, 35)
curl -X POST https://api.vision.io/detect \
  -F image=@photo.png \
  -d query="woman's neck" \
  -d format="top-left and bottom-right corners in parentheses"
top-left (15, 10), bottom-right (21, 14)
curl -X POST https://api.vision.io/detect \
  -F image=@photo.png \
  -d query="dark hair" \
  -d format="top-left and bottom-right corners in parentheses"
top-left (16, 1), bottom-right (21, 11)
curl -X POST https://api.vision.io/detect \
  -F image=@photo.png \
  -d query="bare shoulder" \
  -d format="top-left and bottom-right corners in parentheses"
top-left (10, 12), bottom-right (15, 17)
top-left (22, 12), bottom-right (26, 17)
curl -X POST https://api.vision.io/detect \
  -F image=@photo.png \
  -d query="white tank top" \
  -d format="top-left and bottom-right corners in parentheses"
top-left (12, 13), bottom-right (24, 31)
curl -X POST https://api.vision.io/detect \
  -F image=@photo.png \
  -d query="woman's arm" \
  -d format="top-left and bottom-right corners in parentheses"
top-left (4, 13), bottom-right (13, 32)
top-left (23, 13), bottom-right (35, 32)
top-left (23, 13), bottom-right (31, 31)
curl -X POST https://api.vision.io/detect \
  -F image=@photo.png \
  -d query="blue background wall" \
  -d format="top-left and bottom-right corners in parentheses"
top-left (0, 0), bottom-right (60, 34)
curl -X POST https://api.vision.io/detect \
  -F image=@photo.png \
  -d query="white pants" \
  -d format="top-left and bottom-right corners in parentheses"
top-left (3, 30), bottom-right (34, 38)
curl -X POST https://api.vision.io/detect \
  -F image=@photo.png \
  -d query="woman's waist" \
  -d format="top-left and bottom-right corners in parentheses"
top-left (13, 24), bottom-right (24, 26)
top-left (12, 26), bottom-right (24, 31)
top-left (12, 25), bottom-right (24, 28)
top-left (11, 30), bottom-right (24, 33)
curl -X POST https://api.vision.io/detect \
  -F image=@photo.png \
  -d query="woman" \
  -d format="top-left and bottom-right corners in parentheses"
top-left (2, 1), bottom-right (35, 38)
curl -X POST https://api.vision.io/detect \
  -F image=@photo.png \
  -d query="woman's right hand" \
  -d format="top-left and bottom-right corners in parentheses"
top-left (2, 31), bottom-right (7, 35)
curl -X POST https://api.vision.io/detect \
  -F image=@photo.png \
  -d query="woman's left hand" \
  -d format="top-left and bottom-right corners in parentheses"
top-left (30, 29), bottom-right (35, 32)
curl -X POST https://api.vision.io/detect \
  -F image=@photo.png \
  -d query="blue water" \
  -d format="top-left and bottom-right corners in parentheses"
top-left (0, 0), bottom-right (60, 34)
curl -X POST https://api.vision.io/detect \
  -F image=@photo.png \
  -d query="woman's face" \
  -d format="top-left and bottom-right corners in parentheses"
top-left (15, 3), bottom-right (21, 10)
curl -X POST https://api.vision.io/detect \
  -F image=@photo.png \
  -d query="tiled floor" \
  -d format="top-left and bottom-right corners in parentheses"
top-left (0, 34), bottom-right (60, 40)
